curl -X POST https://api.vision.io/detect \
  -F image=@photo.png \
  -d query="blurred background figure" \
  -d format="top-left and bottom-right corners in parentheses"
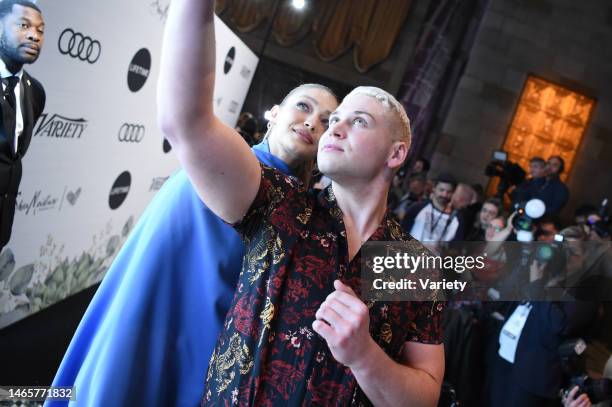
top-left (535, 216), bottom-right (563, 242)
top-left (512, 156), bottom-right (569, 216)
top-left (463, 197), bottom-right (504, 241)
top-left (402, 173), bottom-right (460, 243)
top-left (392, 174), bottom-right (426, 221)
top-left (411, 156), bottom-right (430, 177)
top-left (235, 111), bottom-right (261, 146)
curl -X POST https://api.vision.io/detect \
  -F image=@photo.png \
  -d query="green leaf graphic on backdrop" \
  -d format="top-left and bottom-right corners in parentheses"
top-left (0, 249), bottom-right (16, 281)
top-left (9, 264), bottom-right (34, 295)
top-left (0, 215), bottom-right (136, 327)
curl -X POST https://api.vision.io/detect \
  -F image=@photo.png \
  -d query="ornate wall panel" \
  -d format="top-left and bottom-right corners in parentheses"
top-left (502, 76), bottom-right (595, 182)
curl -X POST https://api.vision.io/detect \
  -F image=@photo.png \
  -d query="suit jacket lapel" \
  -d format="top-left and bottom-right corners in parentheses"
top-left (18, 73), bottom-right (34, 156)
top-left (0, 90), bottom-right (16, 157)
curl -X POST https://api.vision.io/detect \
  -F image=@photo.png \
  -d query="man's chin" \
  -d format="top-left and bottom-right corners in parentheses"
top-left (23, 56), bottom-right (39, 64)
top-left (19, 52), bottom-right (39, 64)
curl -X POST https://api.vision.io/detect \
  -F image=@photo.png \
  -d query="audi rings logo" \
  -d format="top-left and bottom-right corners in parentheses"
top-left (58, 28), bottom-right (101, 64)
top-left (118, 123), bottom-right (145, 143)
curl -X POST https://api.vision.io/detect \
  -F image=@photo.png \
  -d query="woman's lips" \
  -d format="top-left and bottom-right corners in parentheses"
top-left (295, 129), bottom-right (313, 144)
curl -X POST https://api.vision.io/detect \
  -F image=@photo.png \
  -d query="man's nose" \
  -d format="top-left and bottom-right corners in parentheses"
top-left (329, 121), bottom-right (347, 138)
top-left (28, 31), bottom-right (42, 42)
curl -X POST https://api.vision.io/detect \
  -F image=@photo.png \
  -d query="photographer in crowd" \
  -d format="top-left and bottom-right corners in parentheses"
top-left (511, 156), bottom-right (569, 216)
top-left (484, 225), bottom-right (600, 407)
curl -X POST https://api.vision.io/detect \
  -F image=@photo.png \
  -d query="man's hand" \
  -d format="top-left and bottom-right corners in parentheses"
top-left (312, 280), bottom-right (375, 368)
top-left (313, 280), bottom-right (444, 407)
top-left (563, 386), bottom-right (591, 407)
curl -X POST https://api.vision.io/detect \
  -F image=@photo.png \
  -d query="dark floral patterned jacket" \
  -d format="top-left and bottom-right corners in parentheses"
top-left (202, 164), bottom-right (444, 406)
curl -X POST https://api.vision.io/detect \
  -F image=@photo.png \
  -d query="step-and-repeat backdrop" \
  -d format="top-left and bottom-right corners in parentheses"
top-left (0, 0), bottom-right (258, 328)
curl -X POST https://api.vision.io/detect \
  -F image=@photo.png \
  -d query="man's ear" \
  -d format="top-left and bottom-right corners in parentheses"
top-left (388, 141), bottom-right (409, 170)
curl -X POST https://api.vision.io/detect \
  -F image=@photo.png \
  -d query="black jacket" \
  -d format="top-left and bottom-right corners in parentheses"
top-left (511, 175), bottom-right (569, 216)
top-left (0, 70), bottom-right (46, 247)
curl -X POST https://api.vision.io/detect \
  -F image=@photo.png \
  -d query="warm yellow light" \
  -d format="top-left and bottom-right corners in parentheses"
top-left (503, 76), bottom-right (594, 182)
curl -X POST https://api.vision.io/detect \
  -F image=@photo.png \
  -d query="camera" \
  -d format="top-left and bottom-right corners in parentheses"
top-left (512, 199), bottom-right (546, 242)
top-left (485, 150), bottom-right (526, 198)
top-left (587, 198), bottom-right (611, 239)
top-left (565, 375), bottom-right (612, 404)
top-left (560, 338), bottom-right (612, 403)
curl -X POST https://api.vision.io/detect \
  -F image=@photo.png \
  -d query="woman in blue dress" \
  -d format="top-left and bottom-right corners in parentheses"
top-left (48, 83), bottom-right (338, 407)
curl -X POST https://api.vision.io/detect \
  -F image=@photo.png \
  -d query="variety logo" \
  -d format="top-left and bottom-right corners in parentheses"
top-left (224, 47), bottom-right (235, 74)
top-left (58, 28), bottom-right (101, 64)
top-left (228, 100), bottom-right (239, 114)
top-left (118, 123), bottom-right (145, 143)
top-left (150, 176), bottom-right (170, 191)
top-left (240, 66), bottom-right (252, 79)
top-left (34, 113), bottom-right (88, 139)
top-left (109, 171), bottom-right (131, 210)
top-left (162, 138), bottom-right (172, 153)
top-left (16, 186), bottom-right (82, 215)
top-left (127, 48), bottom-right (151, 92)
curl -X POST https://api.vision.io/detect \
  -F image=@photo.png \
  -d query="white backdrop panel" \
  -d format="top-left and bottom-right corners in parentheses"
top-left (0, 0), bottom-right (258, 328)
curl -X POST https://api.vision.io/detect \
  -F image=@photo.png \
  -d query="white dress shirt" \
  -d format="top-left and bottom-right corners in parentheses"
top-left (0, 58), bottom-right (24, 154)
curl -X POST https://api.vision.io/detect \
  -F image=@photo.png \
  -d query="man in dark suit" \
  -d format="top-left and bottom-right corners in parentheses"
top-left (0, 0), bottom-right (45, 251)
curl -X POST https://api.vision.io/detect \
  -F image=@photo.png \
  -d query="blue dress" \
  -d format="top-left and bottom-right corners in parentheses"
top-left (47, 142), bottom-right (291, 407)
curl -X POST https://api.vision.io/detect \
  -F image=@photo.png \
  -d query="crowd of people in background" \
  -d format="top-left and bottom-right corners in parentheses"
top-left (387, 155), bottom-right (609, 246)
top-left (385, 154), bottom-right (611, 407)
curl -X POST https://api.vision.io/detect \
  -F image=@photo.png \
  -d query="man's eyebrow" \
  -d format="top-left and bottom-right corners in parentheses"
top-left (19, 17), bottom-right (44, 26)
top-left (354, 110), bottom-right (376, 123)
top-left (329, 110), bottom-right (376, 121)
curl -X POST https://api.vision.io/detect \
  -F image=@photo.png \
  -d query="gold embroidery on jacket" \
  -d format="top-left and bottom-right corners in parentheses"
top-left (296, 207), bottom-right (312, 225)
top-left (379, 323), bottom-right (393, 344)
top-left (214, 333), bottom-right (254, 393)
top-left (271, 235), bottom-right (285, 265)
top-left (246, 233), bottom-right (270, 284)
top-left (259, 296), bottom-right (275, 346)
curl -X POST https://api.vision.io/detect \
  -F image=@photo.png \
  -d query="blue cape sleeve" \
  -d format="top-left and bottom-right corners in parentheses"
top-left (47, 143), bottom-right (293, 407)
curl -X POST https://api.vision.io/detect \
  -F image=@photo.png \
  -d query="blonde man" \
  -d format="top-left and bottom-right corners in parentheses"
top-left (158, 0), bottom-right (445, 405)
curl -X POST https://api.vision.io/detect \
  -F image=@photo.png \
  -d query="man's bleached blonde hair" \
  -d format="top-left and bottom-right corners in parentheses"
top-left (345, 86), bottom-right (411, 146)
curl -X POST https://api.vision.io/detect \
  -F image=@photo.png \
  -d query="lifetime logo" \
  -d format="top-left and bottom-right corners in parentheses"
top-left (128, 48), bottom-right (152, 92)
top-left (109, 171), bottom-right (131, 210)
top-left (128, 64), bottom-right (150, 77)
top-left (118, 123), bottom-right (145, 143)
top-left (57, 28), bottom-right (101, 64)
